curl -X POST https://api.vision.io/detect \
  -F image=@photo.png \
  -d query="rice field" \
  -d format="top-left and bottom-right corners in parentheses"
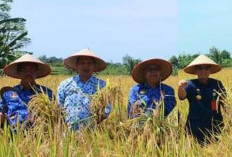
top-left (0, 69), bottom-right (232, 156)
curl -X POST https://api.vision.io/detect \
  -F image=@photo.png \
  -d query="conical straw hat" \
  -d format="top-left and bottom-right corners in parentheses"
top-left (184, 54), bottom-right (221, 74)
top-left (132, 58), bottom-right (173, 83)
top-left (64, 48), bottom-right (107, 72)
top-left (3, 54), bottom-right (51, 79)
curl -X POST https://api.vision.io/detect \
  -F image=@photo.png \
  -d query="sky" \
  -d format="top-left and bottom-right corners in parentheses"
top-left (178, 0), bottom-right (232, 54)
top-left (10, 0), bottom-right (177, 63)
top-left (9, 0), bottom-right (232, 62)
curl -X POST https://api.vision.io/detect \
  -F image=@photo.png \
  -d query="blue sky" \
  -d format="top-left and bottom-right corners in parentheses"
top-left (179, 0), bottom-right (232, 54)
top-left (10, 0), bottom-right (177, 62)
top-left (10, 0), bottom-right (232, 62)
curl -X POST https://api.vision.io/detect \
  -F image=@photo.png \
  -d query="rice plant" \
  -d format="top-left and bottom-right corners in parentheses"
top-left (0, 70), bottom-right (231, 156)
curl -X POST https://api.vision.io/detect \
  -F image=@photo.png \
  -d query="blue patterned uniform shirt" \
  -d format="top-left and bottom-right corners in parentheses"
top-left (0, 84), bottom-right (53, 126)
top-left (127, 83), bottom-right (176, 118)
top-left (57, 74), bottom-right (112, 130)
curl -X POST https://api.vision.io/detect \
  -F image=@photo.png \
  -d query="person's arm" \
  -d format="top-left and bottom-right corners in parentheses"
top-left (57, 83), bottom-right (65, 107)
top-left (48, 88), bottom-right (55, 101)
top-left (0, 99), bottom-right (6, 124)
top-left (178, 80), bottom-right (188, 100)
top-left (127, 86), bottom-right (142, 119)
top-left (164, 88), bottom-right (176, 116)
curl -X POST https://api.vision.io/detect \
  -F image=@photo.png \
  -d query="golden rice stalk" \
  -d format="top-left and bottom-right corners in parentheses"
top-left (90, 80), bottom-right (122, 125)
top-left (28, 92), bottom-right (64, 132)
top-left (119, 96), bottom-right (177, 145)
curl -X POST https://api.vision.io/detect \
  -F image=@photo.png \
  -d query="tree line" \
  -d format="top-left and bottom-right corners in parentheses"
top-left (170, 47), bottom-right (232, 69)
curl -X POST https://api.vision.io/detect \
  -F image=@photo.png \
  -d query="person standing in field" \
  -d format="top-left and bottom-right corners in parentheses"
top-left (127, 58), bottom-right (176, 119)
top-left (0, 54), bottom-right (54, 128)
top-left (57, 48), bottom-right (111, 130)
top-left (178, 54), bottom-right (226, 144)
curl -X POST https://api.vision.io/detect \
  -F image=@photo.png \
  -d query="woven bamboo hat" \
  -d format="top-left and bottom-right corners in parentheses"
top-left (64, 48), bottom-right (107, 72)
top-left (184, 54), bottom-right (221, 74)
top-left (132, 58), bottom-right (173, 83)
top-left (3, 54), bottom-right (51, 79)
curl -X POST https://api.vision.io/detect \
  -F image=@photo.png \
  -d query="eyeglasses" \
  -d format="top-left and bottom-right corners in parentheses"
top-left (195, 65), bottom-right (211, 71)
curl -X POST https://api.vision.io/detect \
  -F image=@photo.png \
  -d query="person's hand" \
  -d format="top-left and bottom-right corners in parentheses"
top-left (178, 80), bottom-right (188, 89)
top-left (178, 80), bottom-right (188, 100)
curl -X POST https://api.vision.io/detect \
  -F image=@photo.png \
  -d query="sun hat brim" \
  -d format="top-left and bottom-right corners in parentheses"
top-left (3, 54), bottom-right (51, 79)
top-left (184, 55), bottom-right (221, 74)
top-left (132, 58), bottom-right (173, 83)
top-left (64, 49), bottom-right (107, 72)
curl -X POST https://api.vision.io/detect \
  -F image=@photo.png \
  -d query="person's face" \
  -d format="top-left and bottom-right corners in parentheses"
top-left (18, 63), bottom-right (37, 83)
top-left (76, 57), bottom-right (95, 77)
top-left (195, 65), bottom-right (211, 81)
top-left (144, 64), bottom-right (161, 85)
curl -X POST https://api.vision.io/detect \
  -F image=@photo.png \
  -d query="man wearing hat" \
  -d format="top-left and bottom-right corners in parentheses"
top-left (127, 58), bottom-right (176, 119)
top-left (0, 54), bottom-right (53, 128)
top-left (57, 48), bottom-right (111, 130)
top-left (178, 54), bottom-right (226, 144)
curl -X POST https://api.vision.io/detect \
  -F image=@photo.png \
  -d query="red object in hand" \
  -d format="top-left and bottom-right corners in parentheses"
top-left (211, 101), bottom-right (217, 111)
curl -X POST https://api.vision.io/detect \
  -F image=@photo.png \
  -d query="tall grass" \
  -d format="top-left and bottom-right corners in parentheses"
top-left (0, 69), bottom-right (231, 156)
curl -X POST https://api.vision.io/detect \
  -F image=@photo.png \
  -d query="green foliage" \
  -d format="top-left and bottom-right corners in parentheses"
top-left (169, 55), bottom-right (178, 67)
top-left (209, 47), bottom-right (232, 67)
top-left (51, 66), bottom-right (71, 75)
top-left (178, 53), bottom-right (199, 69)
top-left (0, 0), bottom-right (30, 69)
top-left (209, 47), bottom-right (223, 65)
top-left (169, 55), bottom-right (178, 76)
top-left (123, 55), bottom-right (141, 75)
top-left (39, 55), bottom-right (63, 67)
top-left (178, 47), bottom-right (232, 69)
top-left (100, 62), bottom-right (128, 75)
top-left (221, 50), bottom-right (231, 59)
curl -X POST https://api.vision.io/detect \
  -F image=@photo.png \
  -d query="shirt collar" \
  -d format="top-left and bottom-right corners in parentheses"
top-left (196, 78), bottom-right (212, 86)
top-left (144, 82), bottom-right (161, 90)
top-left (19, 83), bottom-right (37, 91)
top-left (74, 74), bottom-right (95, 84)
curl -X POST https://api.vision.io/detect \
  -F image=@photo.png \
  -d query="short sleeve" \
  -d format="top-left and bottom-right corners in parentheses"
top-left (184, 81), bottom-right (193, 100)
top-left (0, 99), bottom-right (4, 113)
top-left (57, 83), bottom-right (65, 107)
top-left (163, 87), bottom-right (176, 116)
top-left (127, 86), bottom-right (139, 118)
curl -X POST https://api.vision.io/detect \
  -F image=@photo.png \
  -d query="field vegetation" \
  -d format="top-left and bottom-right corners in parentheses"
top-left (0, 69), bottom-right (231, 156)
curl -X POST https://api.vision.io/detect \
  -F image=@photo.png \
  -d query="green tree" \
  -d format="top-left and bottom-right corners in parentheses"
top-left (122, 55), bottom-right (141, 75)
top-left (178, 53), bottom-right (199, 69)
top-left (169, 55), bottom-right (178, 76)
top-left (209, 47), bottom-right (222, 64)
top-left (221, 50), bottom-right (231, 59)
top-left (0, 0), bottom-right (30, 69)
top-left (39, 55), bottom-right (63, 66)
top-left (169, 55), bottom-right (178, 67)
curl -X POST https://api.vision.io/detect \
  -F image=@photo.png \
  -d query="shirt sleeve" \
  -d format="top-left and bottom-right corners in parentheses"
top-left (184, 81), bottom-right (192, 100)
top-left (104, 103), bottom-right (112, 117)
top-left (57, 83), bottom-right (65, 107)
top-left (127, 86), bottom-right (138, 118)
top-left (42, 87), bottom-right (54, 101)
top-left (0, 99), bottom-right (4, 113)
top-left (164, 87), bottom-right (176, 116)
top-left (99, 80), bottom-right (106, 89)
top-left (47, 89), bottom-right (54, 101)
